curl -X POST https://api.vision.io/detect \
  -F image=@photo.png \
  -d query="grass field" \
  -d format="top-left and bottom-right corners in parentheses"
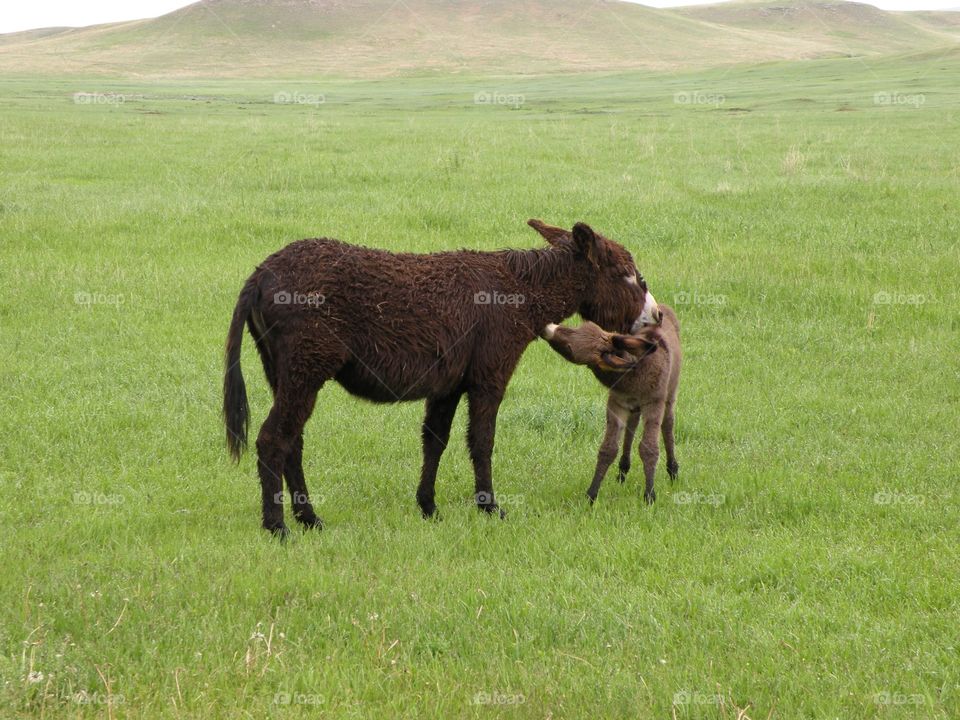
top-left (2, 51), bottom-right (959, 718)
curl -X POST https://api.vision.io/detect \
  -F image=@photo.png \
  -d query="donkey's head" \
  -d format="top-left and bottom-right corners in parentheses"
top-left (528, 219), bottom-right (660, 333)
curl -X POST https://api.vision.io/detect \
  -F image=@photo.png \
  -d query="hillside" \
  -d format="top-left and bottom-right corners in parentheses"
top-left (676, 0), bottom-right (960, 55)
top-left (0, 0), bottom-right (957, 78)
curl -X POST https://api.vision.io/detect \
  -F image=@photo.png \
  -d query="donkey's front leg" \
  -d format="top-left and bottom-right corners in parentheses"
top-left (416, 393), bottom-right (462, 519)
top-left (586, 400), bottom-right (629, 504)
top-left (467, 387), bottom-right (506, 518)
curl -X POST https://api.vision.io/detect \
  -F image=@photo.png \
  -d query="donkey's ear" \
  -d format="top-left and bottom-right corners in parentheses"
top-left (611, 333), bottom-right (658, 360)
top-left (527, 219), bottom-right (570, 246)
top-left (572, 222), bottom-right (600, 267)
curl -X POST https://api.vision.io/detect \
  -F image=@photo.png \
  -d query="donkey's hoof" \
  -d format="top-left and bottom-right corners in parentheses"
top-left (617, 468), bottom-right (628, 484)
top-left (265, 523), bottom-right (291, 540)
top-left (478, 503), bottom-right (506, 519)
top-left (422, 508), bottom-right (443, 522)
top-left (295, 512), bottom-right (324, 530)
top-left (667, 461), bottom-right (679, 482)
top-left (586, 490), bottom-right (598, 505)
top-left (644, 489), bottom-right (657, 505)
top-left (419, 502), bottom-right (438, 519)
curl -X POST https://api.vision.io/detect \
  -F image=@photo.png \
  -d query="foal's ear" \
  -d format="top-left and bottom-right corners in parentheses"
top-left (527, 219), bottom-right (571, 246)
top-left (598, 351), bottom-right (640, 372)
top-left (611, 333), bottom-right (658, 360)
top-left (572, 222), bottom-right (600, 267)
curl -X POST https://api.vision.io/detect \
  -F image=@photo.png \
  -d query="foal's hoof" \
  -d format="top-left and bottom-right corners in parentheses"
top-left (586, 490), bottom-right (598, 505)
top-left (617, 468), bottom-right (628, 484)
top-left (644, 489), bottom-right (657, 505)
top-left (667, 461), bottom-right (679, 482)
top-left (295, 512), bottom-right (324, 531)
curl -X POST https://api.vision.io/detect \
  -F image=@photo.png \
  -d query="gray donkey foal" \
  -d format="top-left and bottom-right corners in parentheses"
top-left (542, 305), bottom-right (681, 504)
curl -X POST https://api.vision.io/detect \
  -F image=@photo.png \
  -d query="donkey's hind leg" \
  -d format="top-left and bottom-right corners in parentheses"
top-left (285, 429), bottom-right (323, 530)
top-left (257, 380), bottom-right (322, 537)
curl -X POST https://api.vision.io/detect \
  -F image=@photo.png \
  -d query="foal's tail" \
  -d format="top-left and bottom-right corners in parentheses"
top-left (224, 275), bottom-right (258, 462)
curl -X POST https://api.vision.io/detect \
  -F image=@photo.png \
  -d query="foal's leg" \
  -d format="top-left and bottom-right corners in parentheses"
top-left (617, 410), bottom-right (641, 483)
top-left (466, 386), bottom-right (506, 518)
top-left (586, 400), bottom-right (629, 504)
top-left (662, 399), bottom-right (679, 482)
top-left (416, 393), bottom-right (462, 519)
top-left (638, 403), bottom-right (666, 504)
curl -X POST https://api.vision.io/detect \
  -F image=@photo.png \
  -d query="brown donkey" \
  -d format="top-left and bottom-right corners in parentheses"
top-left (542, 304), bottom-right (681, 504)
top-left (224, 220), bottom-right (648, 535)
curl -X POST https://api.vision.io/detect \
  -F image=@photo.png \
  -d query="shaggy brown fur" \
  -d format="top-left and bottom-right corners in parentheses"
top-left (224, 220), bottom-right (647, 535)
top-left (543, 305), bottom-right (681, 504)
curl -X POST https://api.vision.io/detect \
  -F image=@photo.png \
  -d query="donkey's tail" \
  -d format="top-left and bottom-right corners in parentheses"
top-left (224, 275), bottom-right (259, 461)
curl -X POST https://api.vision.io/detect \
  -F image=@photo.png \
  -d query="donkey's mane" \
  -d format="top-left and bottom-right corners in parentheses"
top-left (499, 244), bottom-right (573, 286)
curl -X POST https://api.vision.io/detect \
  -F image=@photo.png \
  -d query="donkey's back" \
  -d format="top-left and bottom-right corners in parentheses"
top-left (248, 238), bottom-right (532, 402)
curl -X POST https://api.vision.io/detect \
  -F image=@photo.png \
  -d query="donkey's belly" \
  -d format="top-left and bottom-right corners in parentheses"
top-left (334, 357), bottom-right (464, 403)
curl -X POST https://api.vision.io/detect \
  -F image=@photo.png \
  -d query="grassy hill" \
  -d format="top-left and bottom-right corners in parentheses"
top-left (677, 0), bottom-right (960, 54)
top-left (0, 0), bottom-right (957, 78)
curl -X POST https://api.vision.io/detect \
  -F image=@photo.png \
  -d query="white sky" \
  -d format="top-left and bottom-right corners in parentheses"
top-left (0, 0), bottom-right (957, 34)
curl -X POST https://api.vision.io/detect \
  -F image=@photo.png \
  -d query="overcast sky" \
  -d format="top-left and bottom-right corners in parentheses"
top-left (1, 0), bottom-right (957, 34)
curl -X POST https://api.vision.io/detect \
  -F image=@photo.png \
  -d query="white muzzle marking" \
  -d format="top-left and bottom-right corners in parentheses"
top-left (634, 291), bottom-right (660, 329)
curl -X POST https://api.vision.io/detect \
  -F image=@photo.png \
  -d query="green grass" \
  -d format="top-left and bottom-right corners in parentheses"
top-left (1, 53), bottom-right (959, 718)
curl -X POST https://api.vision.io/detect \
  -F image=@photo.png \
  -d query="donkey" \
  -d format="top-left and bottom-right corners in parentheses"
top-left (224, 220), bottom-right (650, 535)
top-left (542, 304), bottom-right (681, 504)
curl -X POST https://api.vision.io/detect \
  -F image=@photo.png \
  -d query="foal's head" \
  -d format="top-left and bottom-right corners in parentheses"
top-left (528, 219), bottom-right (660, 333)
top-left (543, 320), bottom-right (659, 372)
